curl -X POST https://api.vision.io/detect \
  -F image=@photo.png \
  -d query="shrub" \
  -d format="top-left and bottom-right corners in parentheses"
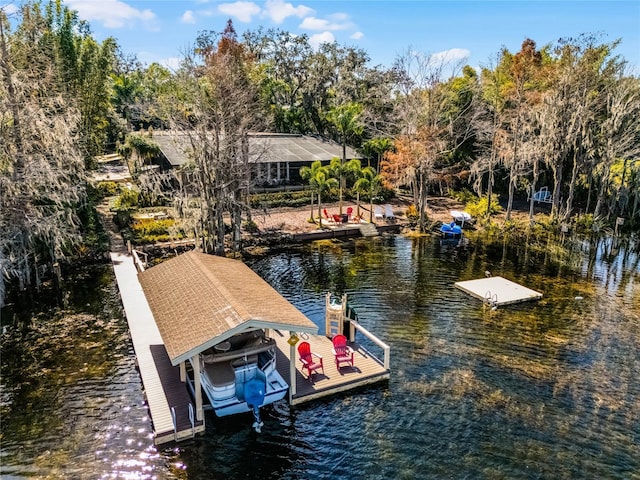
top-left (243, 220), bottom-right (259, 233)
top-left (451, 188), bottom-right (477, 204)
top-left (130, 218), bottom-right (184, 244)
top-left (465, 196), bottom-right (502, 219)
top-left (113, 188), bottom-right (139, 211)
top-left (572, 214), bottom-right (613, 235)
top-left (249, 190), bottom-right (314, 208)
top-left (95, 181), bottom-right (119, 198)
top-left (405, 204), bottom-right (419, 220)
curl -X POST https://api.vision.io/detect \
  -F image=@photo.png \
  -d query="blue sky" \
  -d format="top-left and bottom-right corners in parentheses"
top-left (5, 1), bottom-right (640, 74)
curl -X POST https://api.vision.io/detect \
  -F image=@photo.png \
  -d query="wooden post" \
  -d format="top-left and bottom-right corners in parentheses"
top-left (289, 332), bottom-right (297, 402)
top-left (192, 355), bottom-right (203, 421)
top-left (179, 362), bottom-right (186, 382)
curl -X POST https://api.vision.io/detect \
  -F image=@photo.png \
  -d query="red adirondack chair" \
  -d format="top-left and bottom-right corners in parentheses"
top-left (297, 341), bottom-right (324, 379)
top-left (331, 334), bottom-right (354, 368)
top-left (346, 206), bottom-right (353, 220)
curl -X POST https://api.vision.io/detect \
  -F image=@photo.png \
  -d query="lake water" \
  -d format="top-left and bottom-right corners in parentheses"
top-left (1, 233), bottom-right (638, 479)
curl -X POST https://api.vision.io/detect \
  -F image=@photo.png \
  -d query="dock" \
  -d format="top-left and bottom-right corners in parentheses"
top-left (111, 249), bottom-right (205, 444)
top-left (455, 275), bottom-right (543, 306)
top-left (110, 247), bottom-right (389, 443)
top-left (272, 329), bottom-right (390, 405)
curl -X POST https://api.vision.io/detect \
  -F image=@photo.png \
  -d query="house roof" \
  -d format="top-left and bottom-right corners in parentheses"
top-left (138, 250), bottom-right (318, 365)
top-left (152, 131), bottom-right (361, 168)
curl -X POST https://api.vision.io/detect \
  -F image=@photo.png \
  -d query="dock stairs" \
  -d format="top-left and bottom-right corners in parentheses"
top-left (358, 223), bottom-right (378, 237)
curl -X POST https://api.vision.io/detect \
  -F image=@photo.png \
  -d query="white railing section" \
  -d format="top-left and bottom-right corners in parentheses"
top-left (188, 403), bottom-right (195, 437)
top-left (170, 406), bottom-right (177, 441)
top-left (350, 321), bottom-right (390, 370)
top-left (131, 249), bottom-right (147, 272)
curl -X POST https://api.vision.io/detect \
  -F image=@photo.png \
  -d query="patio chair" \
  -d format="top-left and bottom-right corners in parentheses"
top-left (323, 208), bottom-right (336, 225)
top-left (346, 206), bottom-right (353, 220)
top-left (331, 334), bottom-right (354, 369)
top-left (374, 205), bottom-right (384, 221)
top-left (450, 210), bottom-right (472, 227)
top-left (297, 341), bottom-right (324, 379)
top-left (384, 204), bottom-right (395, 221)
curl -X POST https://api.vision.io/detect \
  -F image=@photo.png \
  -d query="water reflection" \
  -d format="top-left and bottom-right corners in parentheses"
top-left (0, 266), bottom-right (173, 479)
top-left (1, 234), bottom-right (638, 479)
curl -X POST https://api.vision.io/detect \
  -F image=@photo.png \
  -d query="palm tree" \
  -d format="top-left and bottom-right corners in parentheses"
top-left (362, 137), bottom-right (394, 172)
top-left (327, 157), bottom-right (352, 215)
top-left (327, 102), bottom-right (364, 214)
top-left (353, 165), bottom-right (383, 223)
top-left (300, 161), bottom-right (338, 227)
top-left (345, 158), bottom-right (365, 217)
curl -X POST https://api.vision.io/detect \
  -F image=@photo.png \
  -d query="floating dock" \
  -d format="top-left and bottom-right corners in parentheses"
top-left (455, 276), bottom-right (542, 306)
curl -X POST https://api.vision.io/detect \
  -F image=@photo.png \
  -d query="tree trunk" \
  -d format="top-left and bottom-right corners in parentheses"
top-left (551, 161), bottom-right (564, 219)
top-left (528, 159), bottom-right (538, 224)
top-left (505, 164), bottom-right (516, 221)
top-left (231, 203), bottom-right (242, 254)
top-left (417, 169), bottom-right (428, 232)
top-left (564, 150), bottom-right (580, 221)
top-left (215, 206), bottom-right (225, 256)
top-left (594, 164), bottom-right (611, 219)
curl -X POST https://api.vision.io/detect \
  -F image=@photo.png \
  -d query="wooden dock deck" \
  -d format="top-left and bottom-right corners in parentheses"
top-left (272, 330), bottom-right (390, 405)
top-left (110, 250), bottom-right (205, 445)
top-left (455, 275), bottom-right (543, 306)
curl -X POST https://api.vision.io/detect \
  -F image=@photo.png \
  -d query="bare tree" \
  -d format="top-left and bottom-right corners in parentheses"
top-left (385, 47), bottom-right (474, 231)
top-left (164, 21), bottom-right (264, 256)
top-left (593, 76), bottom-right (640, 220)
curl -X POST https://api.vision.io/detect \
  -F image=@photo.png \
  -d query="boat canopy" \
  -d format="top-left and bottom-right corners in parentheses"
top-left (139, 251), bottom-right (318, 365)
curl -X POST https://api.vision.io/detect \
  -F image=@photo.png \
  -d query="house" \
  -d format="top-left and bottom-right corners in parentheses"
top-left (150, 131), bottom-right (362, 187)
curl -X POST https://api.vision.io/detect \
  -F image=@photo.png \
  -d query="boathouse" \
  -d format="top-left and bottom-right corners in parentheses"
top-left (138, 251), bottom-right (319, 424)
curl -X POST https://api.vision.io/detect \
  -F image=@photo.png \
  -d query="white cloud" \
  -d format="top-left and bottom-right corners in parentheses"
top-left (181, 10), bottom-right (196, 24)
top-left (328, 12), bottom-right (349, 22)
top-left (65, 0), bottom-right (156, 29)
top-left (300, 16), bottom-right (351, 31)
top-left (217, 1), bottom-right (261, 23)
top-left (350, 31), bottom-right (364, 40)
top-left (430, 48), bottom-right (470, 64)
top-left (1, 3), bottom-right (18, 15)
top-left (264, 0), bottom-right (313, 24)
top-left (161, 56), bottom-right (182, 72)
top-left (309, 31), bottom-right (335, 49)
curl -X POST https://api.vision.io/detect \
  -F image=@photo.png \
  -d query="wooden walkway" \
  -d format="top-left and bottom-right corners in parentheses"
top-left (111, 249), bottom-right (205, 444)
top-left (455, 276), bottom-right (543, 306)
top-left (272, 330), bottom-right (390, 405)
top-left (100, 197), bottom-right (206, 446)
